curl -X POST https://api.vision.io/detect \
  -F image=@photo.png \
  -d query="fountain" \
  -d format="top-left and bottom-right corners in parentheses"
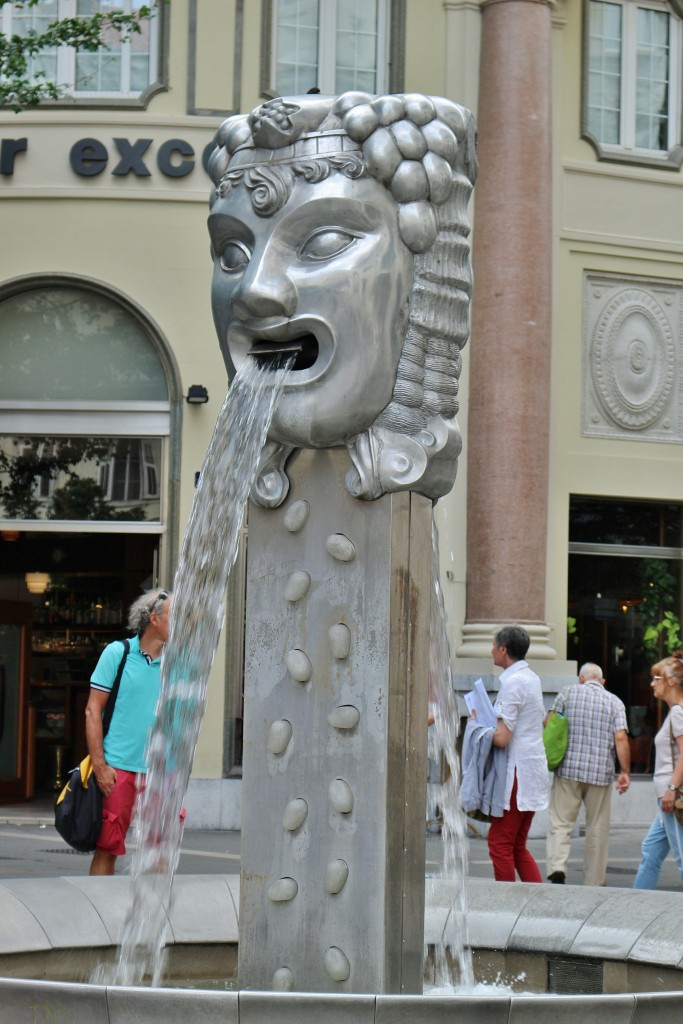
top-left (207, 90), bottom-right (476, 995)
top-left (2, 90), bottom-right (683, 1020)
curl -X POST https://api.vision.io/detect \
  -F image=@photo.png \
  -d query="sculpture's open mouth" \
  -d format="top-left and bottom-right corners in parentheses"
top-left (248, 334), bottom-right (319, 371)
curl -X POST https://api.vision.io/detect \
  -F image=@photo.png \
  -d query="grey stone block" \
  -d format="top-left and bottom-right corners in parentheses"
top-left (508, 993), bottom-right (636, 1022)
top-left (2, 878), bottom-right (111, 949)
top-left (424, 879), bottom-right (460, 946)
top-left (166, 942), bottom-right (237, 984)
top-left (629, 905), bottom-right (683, 968)
top-left (603, 959), bottom-right (629, 994)
top-left (569, 889), bottom-right (668, 960)
top-left (0, 977), bottom-right (109, 1024)
top-left (0, 886), bottom-right (50, 954)
top-left (485, 950), bottom-right (547, 992)
top-left (508, 884), bottom-right (612, 954)
top-left (632, 991), bottom-right (683, 1021)
top-left (107, 984), bottom-right (238, 1023)
top-left (168, 875), bottom-right (238, 943)
top-left (465, 879), bottom-right (535, 950)
top-left (226, 873), bottom-right (240, 920)
top-left (66, 876), bottom-right (135, 943)
top-left (377, 993), bottom-right (511, 1022)
top-left (238, 991), bottom-right (376, 1024)
top-left (627, 962), bottom-right (683, 992)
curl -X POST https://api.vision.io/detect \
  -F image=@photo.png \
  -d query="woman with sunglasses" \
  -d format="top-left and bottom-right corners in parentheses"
top-left (85, 588), bottom-right (171, 876)
top-left (632, 652), bottom-right (683, 889)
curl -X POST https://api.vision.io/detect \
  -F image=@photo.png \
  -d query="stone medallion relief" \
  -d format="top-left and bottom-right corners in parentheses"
top-left (582, 274), bottom-right (681, 442)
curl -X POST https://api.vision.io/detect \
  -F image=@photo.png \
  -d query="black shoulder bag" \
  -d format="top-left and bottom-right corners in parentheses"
top-left (54, 639), bottom-right (130, 852)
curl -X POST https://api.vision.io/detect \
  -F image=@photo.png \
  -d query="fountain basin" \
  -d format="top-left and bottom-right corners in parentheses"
top-left (1, 874), bottom-right (683, 1020)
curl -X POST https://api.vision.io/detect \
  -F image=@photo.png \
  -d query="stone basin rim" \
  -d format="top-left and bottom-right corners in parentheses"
top-left (1, 874), bottom-right (683, 1017)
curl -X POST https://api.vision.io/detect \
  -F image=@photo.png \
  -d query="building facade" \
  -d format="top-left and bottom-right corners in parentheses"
top-left (1, 0), bottom-right (682, 825)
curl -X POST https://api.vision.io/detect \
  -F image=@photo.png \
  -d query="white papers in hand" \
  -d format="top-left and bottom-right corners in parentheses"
top-left (464, 678), bottom-right (498, 730)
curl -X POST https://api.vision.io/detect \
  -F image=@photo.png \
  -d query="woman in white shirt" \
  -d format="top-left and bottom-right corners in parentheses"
top-left (633, 652), bottom-right (683, 889)
top-left (489, 626), bottom-right (548, 882)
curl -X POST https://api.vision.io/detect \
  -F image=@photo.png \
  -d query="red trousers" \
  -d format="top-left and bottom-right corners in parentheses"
top-left (487, 775), bottom-right (543, 883)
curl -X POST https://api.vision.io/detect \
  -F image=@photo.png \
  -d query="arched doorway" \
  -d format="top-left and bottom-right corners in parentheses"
top-left (0, 277), bottom-right (181, 800)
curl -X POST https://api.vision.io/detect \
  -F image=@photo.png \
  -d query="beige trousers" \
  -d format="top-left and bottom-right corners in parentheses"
top-left (546, 774), bottom-right (612, 886)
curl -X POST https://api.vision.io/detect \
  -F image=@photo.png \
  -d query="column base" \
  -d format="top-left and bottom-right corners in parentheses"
top-left (456, 621), bottom-right (558, 660)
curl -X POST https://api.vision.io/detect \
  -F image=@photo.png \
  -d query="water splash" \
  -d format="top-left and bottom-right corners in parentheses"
top-left (106, 357), bottom-right (291, 987)
top-left (425, 515), bottom-right (474, 990)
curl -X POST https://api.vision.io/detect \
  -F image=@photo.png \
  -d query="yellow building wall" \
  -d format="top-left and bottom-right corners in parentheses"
top-left (15, 0), bottom-right (680, 764)
top-left (547, 0), bottom-right (683, 661)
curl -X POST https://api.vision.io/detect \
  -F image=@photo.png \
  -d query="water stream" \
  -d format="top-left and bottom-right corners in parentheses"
top-left (426, 518), bottom-right (474, 990)
top-left (103, 356), bottom-right (291, 987)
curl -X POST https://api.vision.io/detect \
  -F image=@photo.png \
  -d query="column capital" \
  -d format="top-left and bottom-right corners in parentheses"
top-left (480, 0), bottom-right (555, 8)
top-left (442, 0), bottom-right (485, 10)
top-left (456, 622), bottom-right (558, 660)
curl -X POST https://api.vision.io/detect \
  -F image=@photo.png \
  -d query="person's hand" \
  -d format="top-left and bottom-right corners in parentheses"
top-left (470, 708), bottom-right (477, 720)
top-left (93, 763), bottom-right (117, 798)
top-left (661, 790), bottom-right (675, 814)
top-left (615, 772), bottom-right (630, 794)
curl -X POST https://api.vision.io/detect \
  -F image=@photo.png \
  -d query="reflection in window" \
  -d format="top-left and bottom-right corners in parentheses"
top-left (3, 0), bottom-right (60, 86)
top-left (0, 0), bottom-right (159, 100)
top-left (0, 286), bottom-right (168, 402)
top-left (585, 0), bottom-right (681, 156)
top-left (569, 495), bottom-right (683, 547)
top-left (568, 495), bottom-right (683, 772)
top-left (75, 0), bottom-right (155, 95)
top-left (0, 436), bottom-right (161, 522)
top-left (272, 0), bottom-right (388, 95)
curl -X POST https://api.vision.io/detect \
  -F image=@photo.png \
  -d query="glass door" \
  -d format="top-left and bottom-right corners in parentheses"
top-left (568, 496), bottom-right (683, 775)
top-left (0, 600), bottom-right (32, 801)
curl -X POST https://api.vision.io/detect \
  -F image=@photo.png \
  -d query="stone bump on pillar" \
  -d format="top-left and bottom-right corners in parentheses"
top-left (459, 0), bottom-right (557, 660)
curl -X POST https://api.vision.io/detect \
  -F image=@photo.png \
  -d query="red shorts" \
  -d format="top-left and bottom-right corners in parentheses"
top-left (96, 769), bottom-right (143, 857)
top-left (96, 770), bottom-right (187, 857)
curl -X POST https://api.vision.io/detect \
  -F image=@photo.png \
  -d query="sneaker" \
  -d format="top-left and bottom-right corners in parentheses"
top-left (547, 871), bottom-right (565, 884)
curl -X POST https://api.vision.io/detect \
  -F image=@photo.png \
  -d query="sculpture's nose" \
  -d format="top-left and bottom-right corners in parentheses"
top-left (232, 249), bottom-right (297, 321)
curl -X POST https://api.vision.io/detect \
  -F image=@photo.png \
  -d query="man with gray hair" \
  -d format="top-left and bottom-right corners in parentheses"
top-left (545, 662), bottom-right (630, 885)
top-left (85, 588), bottom-right (172, 876)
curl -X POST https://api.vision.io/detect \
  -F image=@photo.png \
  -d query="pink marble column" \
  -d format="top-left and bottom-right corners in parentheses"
top-left (460, 0), bottom-right (556, 657)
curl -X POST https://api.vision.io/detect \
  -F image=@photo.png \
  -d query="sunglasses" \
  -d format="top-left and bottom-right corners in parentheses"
top-left (149, 590), bottom-right (169, 613)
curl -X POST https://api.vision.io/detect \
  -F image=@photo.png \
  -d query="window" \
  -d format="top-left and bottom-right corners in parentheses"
top-left (568, 496), bottom-right (683, 772)
top-left (0, 0), bottom-right (160, 101)
top-left (0, 435), bottom-right (162, 521)
top-left (266, 0), bottom-right (394, 96)
top-left (583, 0), bottom-right (683, 164)
top-left (0, 282), bottom-right (172, 532)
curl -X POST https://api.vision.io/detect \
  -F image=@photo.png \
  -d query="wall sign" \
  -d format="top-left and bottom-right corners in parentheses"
top-left (1, 137), bottom-right (214, 178)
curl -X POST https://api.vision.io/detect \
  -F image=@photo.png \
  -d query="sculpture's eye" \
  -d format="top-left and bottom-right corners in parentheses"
top-left (300, 228), bottom-right (359, 262)
top-left (220, 240), bottom-right (251, 272)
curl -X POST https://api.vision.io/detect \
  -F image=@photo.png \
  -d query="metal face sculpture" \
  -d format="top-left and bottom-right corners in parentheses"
top-left (208, 92), bottom-right (477, 506)
top-left (209, 173), bottom-right (414, 451)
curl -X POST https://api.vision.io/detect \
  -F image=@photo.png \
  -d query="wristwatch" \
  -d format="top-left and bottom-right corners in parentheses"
top-left (667, 783), bottom-right (678, 792)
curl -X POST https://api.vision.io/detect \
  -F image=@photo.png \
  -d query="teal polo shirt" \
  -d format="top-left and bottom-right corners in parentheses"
top-left (90, 635), bottom-right (161, 774)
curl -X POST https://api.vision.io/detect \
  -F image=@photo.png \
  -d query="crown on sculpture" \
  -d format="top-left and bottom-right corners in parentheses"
top-left (210, 91), bottom-right (476, 255)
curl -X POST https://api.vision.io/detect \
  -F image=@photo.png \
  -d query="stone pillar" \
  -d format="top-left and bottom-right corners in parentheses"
top-left (459, 0), bottom-right (556, 659)
top-left (239, 448), bottom-right (432, 993)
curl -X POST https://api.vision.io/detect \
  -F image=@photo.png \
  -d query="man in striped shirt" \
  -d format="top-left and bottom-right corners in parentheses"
top-left (545, 662), bottom-right (630, 885)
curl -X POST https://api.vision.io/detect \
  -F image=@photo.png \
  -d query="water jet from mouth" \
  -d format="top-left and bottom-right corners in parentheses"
top-left (249, 334), bottom-right (319, 371)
